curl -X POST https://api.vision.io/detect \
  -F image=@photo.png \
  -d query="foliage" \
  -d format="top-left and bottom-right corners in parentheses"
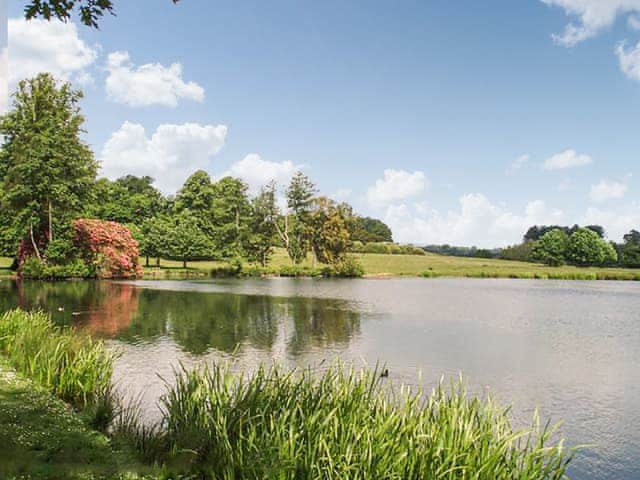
top-left (619, 230), bottom-right (640, 268)
top-left (88, 176), bottom-right (165, 226)
top-left (74, 219), bottom-right (143, 278)
top-left (0, 74), bottom-right (98, 257)
top-left (355, 242), bottom-right (426, 255)
top-left (350, 216), bottom-right (394, 243)
top-left (210, 177), bottom-right (252, 258)
top-left (245, 182), bottom-right (278, 266)
top-left (499, 242), bottom-right (535, 262)
top-left (524, 224), bottom-right (605, 242)
top-left (120, 362), bottom-right (574, 479)
top-left (166, 210), bottom-right (214, 268)
top-left (424, 244), bottom-right (499, 258)
top-left (280, 172), bottom-right (317, 264)
top-left (567, 228), bottom-right (618, 267)
top-left (310, 197), bottom-right (351, 265)
top-left (326, 255), bottom-right (364, 277)
top-left (0, 310), bottom-right (114, 407)
top-left (23, 0), bottom-right (180, 28)
top-left (530, 229), bottom-right (569, 266)
top-left (137, 216), bottom-right (173, 267)
top-left (21, 256), bottom-right (94, 279)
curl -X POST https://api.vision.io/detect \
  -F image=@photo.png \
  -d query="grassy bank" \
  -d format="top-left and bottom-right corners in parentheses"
top-left (0, 359), bottom-right (148, 479)
top-left (144, 249), bottom-right (640, 280)
top-left (0, 256), bottom-right (12, 278)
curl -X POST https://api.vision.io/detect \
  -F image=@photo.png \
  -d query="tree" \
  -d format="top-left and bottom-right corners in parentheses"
top-left (167, 211), bottom-right (213, 269)
top-left (530, 229), bottom-right (569, 266)
top-left (567, 228), bottom-right (617, 266)
top-left (619, 230), bottom-right (640, 268)
top-left (350, 216), bottom-right (393, 243)
top-left (210, 177), bottom-right (251, 259)
top-left (245, 183), bottom-right (278, 267)
top-left (131, 216), bottom-right (172, 267)
top-left (175, 170), bottom-right (215, 237)
top-left (278, 172), bottom-right (317, 264)
top-left (24, 0), bottom-right (180, 28)
top-left (0, 73), bottom-right (98, 260)
top-left (310, 197), bottom-right (351, 265)
top-left (89, 175), bottom-right (164, 225)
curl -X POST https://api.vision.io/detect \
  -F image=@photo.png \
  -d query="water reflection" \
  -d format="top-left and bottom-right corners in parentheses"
top-left (0, 280), bottom-right (362, 356)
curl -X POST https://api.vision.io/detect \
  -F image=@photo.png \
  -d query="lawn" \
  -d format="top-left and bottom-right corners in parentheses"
top-left (0, 359), bottom-right (151, 479)
top-left (0, 257), bottom-right (13, 278)
top-left (150, 249), bottom-right (640, 280)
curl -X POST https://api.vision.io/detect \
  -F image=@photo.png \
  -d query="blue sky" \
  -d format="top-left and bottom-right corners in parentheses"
top-left (4, 0), bottom-right (640, 246)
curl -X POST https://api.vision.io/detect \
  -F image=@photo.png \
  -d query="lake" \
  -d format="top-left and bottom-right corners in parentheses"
top-left (1, 277), bottom-right (638, 479)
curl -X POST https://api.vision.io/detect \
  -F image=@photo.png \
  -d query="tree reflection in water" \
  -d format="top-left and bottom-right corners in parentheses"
top-left (0, 281), bottom-right (362, 358)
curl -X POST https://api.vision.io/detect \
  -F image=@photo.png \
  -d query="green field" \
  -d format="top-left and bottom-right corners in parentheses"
top-left (3, 251), bottom-right (639, 280)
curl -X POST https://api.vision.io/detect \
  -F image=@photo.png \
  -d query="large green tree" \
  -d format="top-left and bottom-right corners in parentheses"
top-left (277, 172), bottom-right (317, 264)
top-left (24, 0), bottom-right (180, 28)
top-left (618, 230), bottom-right (640, 268)
top-left (245, 182), bottom-right (278, 267)
top-left (567, 228), bottom-right (617, 266)
top-left (530, 229), bottom-right (569, 266)
top-left (210, 177), bottom-right (252, 259)
top-left (0, 73), bottom-right (98, 259)
top-left (167, 211), bottom-right (213, 269)
top-left (174, 170), bottom-right (215, 237)
top-left (310, 197), bottom-right (351, 266)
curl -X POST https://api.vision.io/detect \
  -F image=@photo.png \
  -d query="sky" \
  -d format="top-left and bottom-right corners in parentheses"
top-left (3, 0), bottom-right (640, 247)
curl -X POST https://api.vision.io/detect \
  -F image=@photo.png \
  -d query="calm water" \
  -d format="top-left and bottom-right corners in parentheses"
top-left (1, 277), bottom-right (639, 479)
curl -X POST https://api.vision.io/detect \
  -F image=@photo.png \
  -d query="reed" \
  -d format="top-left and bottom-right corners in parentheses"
top-left (127, 362), bottom-right (575, 479)
top-left (0, 309), bottom-right (114, 408)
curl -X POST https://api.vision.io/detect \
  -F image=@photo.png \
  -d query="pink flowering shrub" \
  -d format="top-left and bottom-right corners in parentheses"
top-left (73, 219), bottom-right (143, 279)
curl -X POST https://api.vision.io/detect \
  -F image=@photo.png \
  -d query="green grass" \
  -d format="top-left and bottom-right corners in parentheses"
top-left (0, 256), bottom-right (12, 277)
top-left (119, 362), bottom-right (574, 479)
top-left (146, 249), bottom-right (640, 281)
top-left (0, 359), bottom-right (150, 479)
top-left (0, 310), bottom-right (114, 409)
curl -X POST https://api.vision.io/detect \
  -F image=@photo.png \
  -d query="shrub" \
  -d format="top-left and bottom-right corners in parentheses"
top-left (567, 228), bottom-right (617, 267)
top-left (531, 229), bottom-right (569, 266)
top-left (21, 256), bottom-right (94, 279)
top-left (74, 219), bottom-right (143, 278)
top-left (326, 255), bottom-right (364, 277)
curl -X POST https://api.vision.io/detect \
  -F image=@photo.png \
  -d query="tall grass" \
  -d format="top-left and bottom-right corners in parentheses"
top-left (0, 309), bottom-right (114, 408)
top-left (123, 363), bottom-right (574, 479)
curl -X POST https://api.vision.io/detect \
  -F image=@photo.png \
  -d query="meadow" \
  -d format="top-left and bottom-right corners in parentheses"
top-left (145, 249), bottom-right (640, 280)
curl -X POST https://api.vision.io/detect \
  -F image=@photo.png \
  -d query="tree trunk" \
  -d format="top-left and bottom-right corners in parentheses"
top-left (145, 255), bottom-right (150, 267)
top-left (183, 259), bottom-right (187, 269)
top-left (48, 200), bottom-right (53, 242)
top-left (156, 257), bottom-right (161, 267)
top-left (30, 223), bottom-right (42, 261)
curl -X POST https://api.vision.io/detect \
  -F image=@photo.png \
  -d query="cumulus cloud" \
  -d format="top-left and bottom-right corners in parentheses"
top-left (629, 14), bottom-right (640, 30)
top-left (367, 169), bottom-right (427, 207)
top-left (220, 154), bottom-right (301, 193)
top-left (541, 0), bottom-right (640, 46)
top-left (582, 204), bottom-right (640, 240)
top-left (543, 149), bottom-right (592, 170)
top-left (8, 18), bottom-right (98, 86)
top-left (616, 41), bottom-right (640, 82)
top-left (589, 179), bottom-right (628, 202)
top-left (384, 194), bottom-right (564, 248)
top-left (99, 121), bottom-right (227, 193)
top-left (508, 153), bottom-right (530, 172)
top-left (105, 51), bottom-right (204, 107)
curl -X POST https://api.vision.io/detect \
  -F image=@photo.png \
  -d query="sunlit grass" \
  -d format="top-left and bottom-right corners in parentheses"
top-left (118, 362), bottom-right (575, 479)
top-left (147, 249), bottom-right (640, 280)
top-left (0, 309), bottom-right (114, 408)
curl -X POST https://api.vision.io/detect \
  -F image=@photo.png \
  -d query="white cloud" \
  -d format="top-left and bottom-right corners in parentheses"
top-left (105, 51), bottom-right (204, 107)
top-left (616, 41), bottom-right (640, 81)
top-left (331, 188), bottom-right (353, 201)
top-left (508, 153), bottom-right (530, 172)
top-left (542, 0), bottom-right (640, 46)
top-left (543, 149), bottom-right (592, 170)
top-left (220, 154), bottom-right (301, 193)
top-left (366, 169), bottom-right (427, 207)
top-left (582, 204), bottom-right (640, 240)
top-left (589, 179), bottom-right (628, 202)
top-left (384, 194), bottom-right (564, 248)
top-left (8, 18), bottom-right (98, 86)
top-left (99, 121), bottom-right (227, 193)
top-left (629, 14), bottom-right (640, 29)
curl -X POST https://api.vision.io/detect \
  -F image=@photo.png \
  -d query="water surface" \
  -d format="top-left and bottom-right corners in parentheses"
top-left (1, 277), bottom-right (638, 479)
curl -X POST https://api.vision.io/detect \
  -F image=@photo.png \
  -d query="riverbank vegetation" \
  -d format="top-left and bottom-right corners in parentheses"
top-left (0, 309), bottom-right (575, 478)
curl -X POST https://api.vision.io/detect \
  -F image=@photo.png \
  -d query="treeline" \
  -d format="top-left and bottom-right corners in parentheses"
top-left (424, 245), bottom-right (500, 259)
top-left (500, 224), bottom-right (640, 268)
top-left (0, 73), bottom-right (393, 276)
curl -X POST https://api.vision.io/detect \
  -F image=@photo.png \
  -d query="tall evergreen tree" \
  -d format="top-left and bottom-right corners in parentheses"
top-left (0, 73), bottom-right (98, 259)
